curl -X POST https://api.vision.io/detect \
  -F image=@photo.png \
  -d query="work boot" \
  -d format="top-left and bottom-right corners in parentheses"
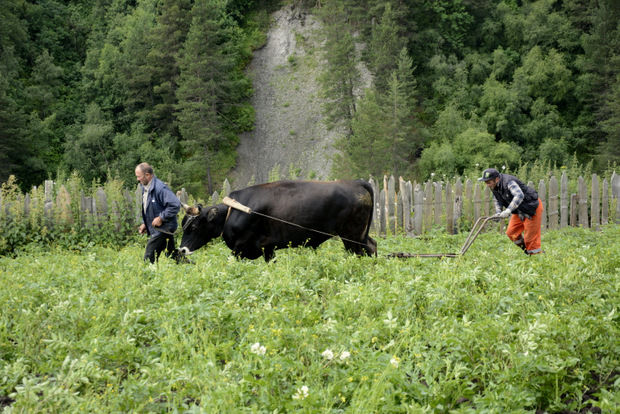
top-left (513, 236), bottom-right (527, 254)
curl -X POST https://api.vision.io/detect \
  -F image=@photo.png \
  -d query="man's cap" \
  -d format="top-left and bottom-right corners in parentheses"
top-left (478, 168), bottom-right (500, 181)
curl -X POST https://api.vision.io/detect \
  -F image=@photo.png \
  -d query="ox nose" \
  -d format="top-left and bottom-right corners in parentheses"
top-left (178, 246), bottom-right (192, 256)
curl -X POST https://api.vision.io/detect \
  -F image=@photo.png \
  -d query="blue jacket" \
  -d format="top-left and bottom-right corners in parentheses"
top-left (140, 175), bottom-right (180, 237)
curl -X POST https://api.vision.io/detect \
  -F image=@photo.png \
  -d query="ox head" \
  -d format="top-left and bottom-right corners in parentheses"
top-left (178, 203), bottom-right (223, 256)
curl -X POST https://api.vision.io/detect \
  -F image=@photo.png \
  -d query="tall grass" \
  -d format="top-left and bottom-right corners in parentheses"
top-left (1, 225), bottom-right (619, 412)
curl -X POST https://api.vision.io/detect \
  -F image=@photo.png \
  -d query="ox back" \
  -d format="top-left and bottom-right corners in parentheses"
top-left (178, 180), bottom-right (377, 261)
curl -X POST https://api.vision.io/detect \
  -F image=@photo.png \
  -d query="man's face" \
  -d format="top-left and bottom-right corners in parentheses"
top-left (135, 168), bottom-right (152, 186)
top-left (485, 177), bottom-right (500, 190)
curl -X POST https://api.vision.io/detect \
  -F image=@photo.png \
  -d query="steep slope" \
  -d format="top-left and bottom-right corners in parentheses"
top-left (230, 6), bottom-right (340, 188)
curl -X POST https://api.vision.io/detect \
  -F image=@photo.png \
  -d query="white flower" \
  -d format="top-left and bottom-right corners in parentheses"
top-left (339, 351), bottom-right (351, 361)
top-left (293, 385), bottom-right (309, 400)
top-left (390, 356), bottom-right (400, 368)
top-left (322, 317), bottom-right (337, 332)
top-left (251, 342), bottom-right (266, 355)
top-left (476, 163), bottom-right (479, 167)
top-left (322, 349), bottom-right (334, 360)
top-left (502, 165), bottom-right (506, 170)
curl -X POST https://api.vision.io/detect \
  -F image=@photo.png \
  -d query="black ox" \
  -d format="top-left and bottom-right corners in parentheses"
top-left (178, 180), bottom-right (377, 261)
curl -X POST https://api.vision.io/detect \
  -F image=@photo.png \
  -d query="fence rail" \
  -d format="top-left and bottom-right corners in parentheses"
top-left (1, 172), bottom-right (619, 238)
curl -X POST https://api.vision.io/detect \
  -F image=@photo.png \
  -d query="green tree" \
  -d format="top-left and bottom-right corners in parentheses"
top-left (381, 47), bottom-right (419, 175)
top-left (176, 0), bottom-right (248, 196)
top-left (0, 69), bottom-right (29, 187)
top-left (318, 1), bottom-right (360, 135)
top-left (367, 2), bottom-right (406, 93)
top-left (64, 103), bottom-right (115, 183)
top-left (340, 88), bottom-right (389, 178)
top-left (145, 0), bottom-right (192, 137)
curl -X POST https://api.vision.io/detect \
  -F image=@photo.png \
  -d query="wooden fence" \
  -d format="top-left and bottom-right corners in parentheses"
top-left (1, 172), bottom-right (619, 237)
top-left (366, 171), bottom-right (620, 236)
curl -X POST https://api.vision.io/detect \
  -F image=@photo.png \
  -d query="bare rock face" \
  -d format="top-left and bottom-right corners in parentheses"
top-left (230, 6), bottom-right (340, 188)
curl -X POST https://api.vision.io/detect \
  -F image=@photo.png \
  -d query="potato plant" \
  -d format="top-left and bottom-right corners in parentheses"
top-left (1, 226), bottom-right (619, 413)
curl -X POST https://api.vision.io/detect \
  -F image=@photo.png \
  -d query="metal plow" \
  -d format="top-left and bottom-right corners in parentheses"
top-left (388, 216), bottom-right (500, 259)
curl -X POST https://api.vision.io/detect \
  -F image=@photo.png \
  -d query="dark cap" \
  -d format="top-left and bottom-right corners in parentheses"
top-left (478, 168), bottom-right (500, 181)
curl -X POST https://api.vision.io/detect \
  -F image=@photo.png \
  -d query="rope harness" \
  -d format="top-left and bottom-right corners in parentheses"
top-left (157, 198), bottom-right (499, 258)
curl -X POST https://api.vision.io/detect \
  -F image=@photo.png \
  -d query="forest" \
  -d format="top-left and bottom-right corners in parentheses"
top-left (1, 0), bottom-right (619, 198)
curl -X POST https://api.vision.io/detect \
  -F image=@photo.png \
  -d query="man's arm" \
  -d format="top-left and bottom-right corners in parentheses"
top-left (503, 180), bottom-right (524, 214)
top-left (158, 185), bottom-right (181, 222)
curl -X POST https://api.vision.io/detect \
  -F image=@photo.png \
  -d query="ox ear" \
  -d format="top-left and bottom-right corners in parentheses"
top-left (207, 207), bottom-right (218, 222)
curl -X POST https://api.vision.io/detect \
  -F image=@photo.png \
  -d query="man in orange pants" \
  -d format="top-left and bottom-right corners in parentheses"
top-left (478, 168), bottom-right (543, 255)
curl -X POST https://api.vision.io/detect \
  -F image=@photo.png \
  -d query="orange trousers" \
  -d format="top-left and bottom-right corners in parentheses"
top-left (506, 199), bottom-right (543, 255)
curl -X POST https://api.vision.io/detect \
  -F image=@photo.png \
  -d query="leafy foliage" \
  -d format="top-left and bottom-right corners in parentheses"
top-left (0, 175), bottom-right (138, 256)
top-left (1, 225), bottom-right (619, 411)
top-left (1, 0), bottom-right (620, 193)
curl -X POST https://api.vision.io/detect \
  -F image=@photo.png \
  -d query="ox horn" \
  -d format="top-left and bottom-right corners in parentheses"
top-left (182, 203), bottom-right (200, 216)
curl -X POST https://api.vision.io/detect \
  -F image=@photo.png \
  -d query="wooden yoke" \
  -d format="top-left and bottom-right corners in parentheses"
top-left (222, 196), bottom-right (252, 214)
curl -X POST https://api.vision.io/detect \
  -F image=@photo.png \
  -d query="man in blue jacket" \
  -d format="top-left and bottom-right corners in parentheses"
top-left (135, 163), bottom-right (181, 263)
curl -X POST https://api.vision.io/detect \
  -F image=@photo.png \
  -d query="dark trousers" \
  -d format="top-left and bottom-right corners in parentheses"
top-left (144, 233), bottom-right (177, 263)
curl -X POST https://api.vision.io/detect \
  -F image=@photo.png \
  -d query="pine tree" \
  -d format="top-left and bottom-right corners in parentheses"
top-left (368, 2), bottom-right (406, 94)
top-left (146, 0), bottom-right (192, 137)
top-left (317, 1), bottom-right (360, 135)
top-left (381, 47), bottom-right (419, 175)
top-left (176, 0), bottom-right (243, 195)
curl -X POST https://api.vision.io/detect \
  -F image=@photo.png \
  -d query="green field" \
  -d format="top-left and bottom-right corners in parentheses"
top-left (1, 226), bottom-right (619, 413)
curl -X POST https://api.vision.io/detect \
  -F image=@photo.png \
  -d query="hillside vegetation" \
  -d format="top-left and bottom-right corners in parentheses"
top-left (1, 226), bottom-right (619, 412)
top-left (1, 0), bottom-right (619, 197)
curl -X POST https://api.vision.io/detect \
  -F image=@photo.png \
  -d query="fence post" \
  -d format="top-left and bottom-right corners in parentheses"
top-left (548, 176), bottom-right (559, 230)
top-left (578, 176), bottom-right (588, 228)
top-left (379, 189), bottom-right (387, 236)
top-left (612, 172), bottom-right (620, 223)
top-left (570, 194), bottom-right (578, 227)
top-left (135, 185), bottom-right (143, 226)
top-left (400, 177), bottom-right (412, 236)
top-left (406, 180), bottom-right (414, 236)
top-left (445, 181), bottom-right (454, 234)
top-left (538, 180), bottom-right (546, 232)
top-left (482, 186), bottom-right (490, 217)
top-left (369, 177), bottom-right (378, 234)
top-left (464, 179), bottom-right (473, 223)
top-left (177, 188), bottom-right (189, 205)
top-left (591, 174), bottom-right (600, 231)
top-left (561, 172), bottom-right (568, 228)
top-left (454, 178), bottom-right (463, 233)
top-left (96, 187), bottom-right (108, 225)
top-left (424, 181), bottom-right (433, 232)
top-left (222, 179), bottom-right (231, 197)
top-left (602, 178), bottom-right (609, 225)
top-left (434, 182), bottom-right (442, 227)
top-left (24, 194), bottom-right (30, 217)
top-left (56, 185), bottom-right (74, 227)
top-left (123, 189), bottom-right (134, 231)
top-left (387, 175), bottom-right (396, 234)
top-left (44, 180), bottom-right (54, 221)
top-left (473, 183), bottom-right (482, 222)
top-left (413, 184), bottom-right (423, 236)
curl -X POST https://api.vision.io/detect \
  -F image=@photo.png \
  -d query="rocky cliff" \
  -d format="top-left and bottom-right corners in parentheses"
top-left (230, 6), bottom-right (340, 188)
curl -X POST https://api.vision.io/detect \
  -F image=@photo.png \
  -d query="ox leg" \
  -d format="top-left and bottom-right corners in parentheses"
top-left (342, 236), bottom-right (377, 257)
top-left (262, 246), bottom-right (276, 262)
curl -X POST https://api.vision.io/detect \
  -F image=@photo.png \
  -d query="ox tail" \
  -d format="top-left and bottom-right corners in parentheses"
top-left (357, 180), bottom-right (377, 255)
